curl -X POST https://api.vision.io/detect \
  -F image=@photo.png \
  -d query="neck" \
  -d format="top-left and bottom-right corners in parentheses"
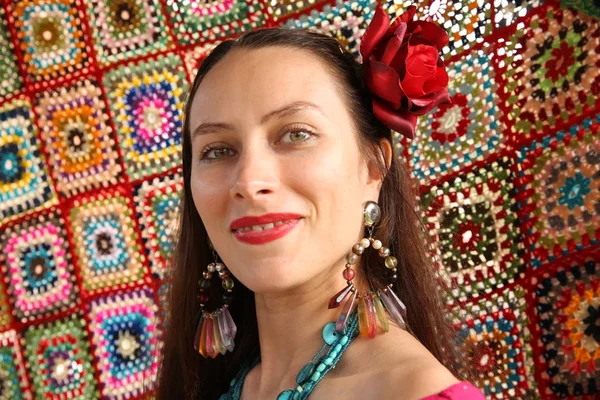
top-left (249, 258), bottom-right (361, 398)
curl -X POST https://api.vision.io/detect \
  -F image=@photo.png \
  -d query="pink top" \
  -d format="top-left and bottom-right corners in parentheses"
top-left (420, 382), bottom-right (485, 399)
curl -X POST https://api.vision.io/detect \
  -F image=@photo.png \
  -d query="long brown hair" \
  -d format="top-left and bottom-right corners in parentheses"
top-left (157, 27), bottom-right (460, 400)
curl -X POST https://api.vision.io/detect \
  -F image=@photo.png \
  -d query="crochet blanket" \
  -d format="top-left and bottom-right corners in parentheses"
top-left (0, 0), bottom-right (598, 398)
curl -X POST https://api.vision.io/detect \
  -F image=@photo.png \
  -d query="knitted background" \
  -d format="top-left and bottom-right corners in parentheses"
top-left (0, 0), bottom-right (598, 399)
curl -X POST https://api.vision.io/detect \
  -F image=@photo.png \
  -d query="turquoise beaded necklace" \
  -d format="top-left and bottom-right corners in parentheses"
top-left (219, 307), bottom-right (360, 400)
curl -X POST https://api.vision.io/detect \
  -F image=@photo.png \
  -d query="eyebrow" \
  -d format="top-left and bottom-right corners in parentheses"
top-left (190, 100), bottom-right (325, 140)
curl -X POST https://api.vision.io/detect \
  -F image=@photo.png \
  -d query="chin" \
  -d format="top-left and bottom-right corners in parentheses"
top-left (237, 261), bottom-right (307, 294)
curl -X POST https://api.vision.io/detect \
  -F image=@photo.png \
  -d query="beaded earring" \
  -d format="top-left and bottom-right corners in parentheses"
top-left (193, 250), bottom-right (237, 358)
top-left (328, 201), bottom-right (408, 337)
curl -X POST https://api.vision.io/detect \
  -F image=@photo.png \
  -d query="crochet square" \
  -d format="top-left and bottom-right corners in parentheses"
top-left (493, 0), bottom-right (545, 29)
top-left (183, 42), bottom-right (222, 79)
top-left (516, 114), bottom-right (600, 267)
top-left (0, 8), bottom-right (23, 97)
top-left (103, 54), bottom-right (187, 181)
top-left (498, 7), bottom-right (600, 141)
top-left (0, 98), bottom-right (56, 223)
top-left (34, 79), bottom-right (122, 197)
top-left (267, 0), bottom-right (319, 22)
top-left (0, 330), bottom-right (30, 399)
top-left (23, 316), bottom-right (97, 399)
top-left (382, 0), bottom-right (413, 16)
top-left (85, 0), bottom-right (171, 66)
top-left (409, 44), bottom-right (507, 185)
top-left (421, 156), bottom-right (526, 304)
top-left (157, 282), bottom-right (169, 332)
top-left (559, 0), bottom-right (600, 19)
top-left (0, 209), bottom-right (79, 323)
top-left (453, 288), bottom-right (537, 398)
top-left (282, 0), bottom-right (377, 61)
top-left (67, 189), bottom-right (146, 296)
top-left (384, 0), bottom-right (492, 59)
top-left (529, 252), bottom-right (600, 398)
top-left (88, 289), bottom-right (160, 399)
top-left (134, 172), bottom-right (182, 279)
top-left (430, 0), bottom-right (493, 59)
top-left (8, 0), bottom-right (91, 88)
top-left (164, 0), bottom-right (266, 45)
top-left (0, 278), bottom-right (11, 331)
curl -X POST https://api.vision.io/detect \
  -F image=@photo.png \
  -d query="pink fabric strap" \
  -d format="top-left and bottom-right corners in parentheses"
top-left (420, 382), bottom-right (485, 399)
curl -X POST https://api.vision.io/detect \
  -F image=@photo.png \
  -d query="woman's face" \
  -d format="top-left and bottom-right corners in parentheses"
top-left (189, 47), bottom-right (384, 293)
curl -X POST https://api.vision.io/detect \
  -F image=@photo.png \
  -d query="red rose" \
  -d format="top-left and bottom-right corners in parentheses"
top-left (360, 5), bottom-right (451, 139)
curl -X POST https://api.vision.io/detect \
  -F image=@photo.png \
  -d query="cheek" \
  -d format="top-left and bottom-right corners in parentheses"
top-left (284, 147), bottom-right (341, 208)
top-left (292, 139), bottom-right (364, 223)
top-left (191, 160), bottom-right (230, 196)
top-left (287, 141), bottom-right (365, 273)
top-left (319, 142), bottom-right (362, 195)
top-left (190, 167), bottom-right (230, 232)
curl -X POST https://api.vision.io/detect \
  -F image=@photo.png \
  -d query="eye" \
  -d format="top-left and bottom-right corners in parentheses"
top-left (280, 127), bottom-right (316, 144)
top-left (198, 126), bottom-right (316, 163)
top-left (200, 145), bottom-right (235, 162)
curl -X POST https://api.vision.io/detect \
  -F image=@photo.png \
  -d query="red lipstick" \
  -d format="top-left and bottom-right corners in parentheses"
top-left (230, 213), bottom-right (302, 245)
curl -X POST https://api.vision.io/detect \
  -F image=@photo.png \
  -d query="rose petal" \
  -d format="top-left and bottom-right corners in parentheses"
top-left (360, 5), bottom-right (390, 61)
top-left (406, 45), bottom-right (438, 73)
top-left (402, 44), bottom-right (439, 98)
top-left (381, 25), bottom-right (406, 66)
top-left (407, 34), bottom-right (436, 48)
top-left (409, 88), bottom-right (451, 115)
top-left (372, 99), bottom-right (417, 139)
top-left (387, 5), bottom-right (416, 37)
top-left (423, 66), bottom-right (449, 93)
top-left (389, 44), bottom-right (409, 78)
top-left (407, 21), bottom-right (449, 50)
top-left (364, 58), bottom-right (404, 108)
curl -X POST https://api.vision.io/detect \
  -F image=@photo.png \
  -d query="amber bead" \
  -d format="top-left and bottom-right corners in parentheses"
top-left (385, 256), bottom-right (397, 269)
top-left (222, 278), bottom-right (234, 290)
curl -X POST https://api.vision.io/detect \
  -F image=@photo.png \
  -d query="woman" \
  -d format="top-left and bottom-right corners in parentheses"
top-left (157, 5), bottom-right (485, 400)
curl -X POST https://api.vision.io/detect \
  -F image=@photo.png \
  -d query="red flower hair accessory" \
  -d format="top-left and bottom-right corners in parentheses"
top-left (360, 5), bottom-right (451, 139)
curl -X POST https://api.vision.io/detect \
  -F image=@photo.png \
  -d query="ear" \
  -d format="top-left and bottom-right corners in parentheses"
top-left (380, 138), bottom-right (393, 170)
top-left (368, 138), bottom-right (394, 178)
top-left (366, 138), bottom-right (393, 189)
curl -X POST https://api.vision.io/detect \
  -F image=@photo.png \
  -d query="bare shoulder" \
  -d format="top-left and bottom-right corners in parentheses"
top-left (375, 329), bottom-right (459, 399)
top-left (379, 354), bottom-right (459, 399)
top-left (319, 326), bottom-right (459, 400)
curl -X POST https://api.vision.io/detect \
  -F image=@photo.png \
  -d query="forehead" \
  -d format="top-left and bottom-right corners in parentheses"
top-left (189, 46), bottom-right (345, 128)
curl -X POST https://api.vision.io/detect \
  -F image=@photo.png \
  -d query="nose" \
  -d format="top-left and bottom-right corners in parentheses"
top-left (230, 146), bottom-right (279, 202)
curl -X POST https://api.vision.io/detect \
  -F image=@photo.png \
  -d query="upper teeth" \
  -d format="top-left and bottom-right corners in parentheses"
top-left (234, 220), bottom-right (290, 233)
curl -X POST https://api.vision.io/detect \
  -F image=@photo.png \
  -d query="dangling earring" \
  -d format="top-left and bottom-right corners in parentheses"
top-left (193, 248), bottom-right (237, 358)
top-left (328, 201), bottom-right (408, 337)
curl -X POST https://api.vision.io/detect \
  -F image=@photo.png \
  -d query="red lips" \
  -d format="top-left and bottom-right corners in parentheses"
top-left (230, 213), bottom-right (303, 245)
top-left (229, 213), bottom-right (303, 230)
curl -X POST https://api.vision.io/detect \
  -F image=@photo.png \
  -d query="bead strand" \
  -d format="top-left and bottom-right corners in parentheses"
top-left (223, 308), bottom-right (360, 400)
top-left (194, 261), bottom-right (237, 357)
top-left (277, 308), bottom-right (360, 400)
top-left (306, 310), bottom-right (359, 385)
top-left (331, 232), bottom-right (400, 336)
